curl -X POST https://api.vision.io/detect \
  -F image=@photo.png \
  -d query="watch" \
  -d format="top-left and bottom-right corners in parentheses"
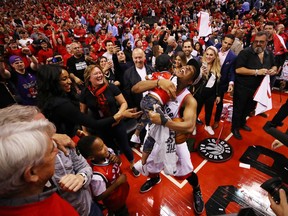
top-left (78, 173), bottom-right (88, 185)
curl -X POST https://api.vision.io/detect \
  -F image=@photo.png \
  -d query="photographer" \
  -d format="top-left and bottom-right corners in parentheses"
top-left (263, 98), bottom-right (288, 148)
top-left (268, 189), bottom-right (288, 216)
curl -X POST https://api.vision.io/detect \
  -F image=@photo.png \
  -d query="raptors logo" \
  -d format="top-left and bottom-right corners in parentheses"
top-left (198, 138), bottom-right (233, 162)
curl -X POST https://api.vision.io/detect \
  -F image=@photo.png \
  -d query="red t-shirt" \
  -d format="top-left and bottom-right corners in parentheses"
top-left (0, 193), bottom-right (79, 216)
top-left (92, 161), bottom-right (129, 212)
top-left (150, 71), bottom-right (174, 104)
top-left (37, 48), bottom-right (54, 64)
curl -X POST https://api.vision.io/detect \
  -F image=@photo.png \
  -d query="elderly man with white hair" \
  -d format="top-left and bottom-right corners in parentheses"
top-left (0, 105), bottom-right (102, 216)
top-left (165, 36), bottom-right (182, 57)
top-left (0, 117), bottom-right (79, 215)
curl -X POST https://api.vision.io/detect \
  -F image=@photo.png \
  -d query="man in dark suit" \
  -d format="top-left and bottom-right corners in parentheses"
top-left (213, 34), bottom-right (237, 129)
top-left (122, 48), bottom-right (155, 109)
top-left (165, 36), bottom-right (182, 57)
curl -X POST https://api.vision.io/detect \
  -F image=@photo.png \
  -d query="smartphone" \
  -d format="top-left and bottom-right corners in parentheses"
top-left (114, 40), bottom-right (121, 48)
top-left (83, 47), bottom-right (90, 55)
top-left (202, 62), bottom-right (207, 69)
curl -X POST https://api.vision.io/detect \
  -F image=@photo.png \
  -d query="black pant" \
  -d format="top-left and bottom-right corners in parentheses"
top-left (214, 91), bottom-right (225, 122)
top-left (271, 99), bottom-right (288, 126)
top-left (91, 120), bottom-right (134, 162)
top-left (195, 88), bottom-right (216, 126)
top-left (232, 83), bottom-right (256, 129)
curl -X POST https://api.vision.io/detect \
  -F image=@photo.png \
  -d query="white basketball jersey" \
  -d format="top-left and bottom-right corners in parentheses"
top-left (164, 88), bottom-right (191, 119)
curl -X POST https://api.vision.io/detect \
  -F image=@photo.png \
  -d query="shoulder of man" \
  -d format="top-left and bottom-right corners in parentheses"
top-left (145, 64), bottom-right (155, 73)
top-left (124, 64), bottom-right (135, 75)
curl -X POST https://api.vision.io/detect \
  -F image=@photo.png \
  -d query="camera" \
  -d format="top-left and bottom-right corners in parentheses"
top-left (52, 56), bottom-right (63, 63)
top-left (263, 121), bottom-right (288, 148)
top-left (47, 55), bottom-right (63, 64)
top-left (260, 177), bottom-right (288, 204)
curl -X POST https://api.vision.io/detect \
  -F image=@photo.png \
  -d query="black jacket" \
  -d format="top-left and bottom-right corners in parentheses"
top-left (122, 64), bottom-right (155, 109)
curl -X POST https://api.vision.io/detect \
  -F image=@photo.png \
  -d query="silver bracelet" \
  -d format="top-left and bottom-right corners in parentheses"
top-left (255, 69), bottom-right (258, 76)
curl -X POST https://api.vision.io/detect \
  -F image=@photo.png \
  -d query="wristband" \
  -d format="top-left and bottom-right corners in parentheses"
top-left (255, 69), bottom-right (258, 76)
top-left (160, 114), bottom-right (168, 126)
top-left (28, 54), bottom-right (33, 57)
top-left (156, 79), bottom-right (160, 88)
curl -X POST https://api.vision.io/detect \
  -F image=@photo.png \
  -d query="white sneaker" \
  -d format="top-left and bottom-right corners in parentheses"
top-left (204, 125), bottom-right (215, 135)
top-left (134, 160), bottom-right (149, 176)
top-left (130, 134), bottom-right (141, 143)
top-left (192, 127), bottom-right (197, 136)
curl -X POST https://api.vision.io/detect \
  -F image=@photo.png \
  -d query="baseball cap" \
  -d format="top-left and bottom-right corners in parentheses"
top-left (39, 39), bottom-right (47, 44)
top-left (155, 54), bottom-right (172, 71)
top-left (9, 55), bottom-right (23, 64)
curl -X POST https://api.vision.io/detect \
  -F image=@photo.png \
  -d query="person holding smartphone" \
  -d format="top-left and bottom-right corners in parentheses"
top-left (193, 46), bottom-right (221, 136)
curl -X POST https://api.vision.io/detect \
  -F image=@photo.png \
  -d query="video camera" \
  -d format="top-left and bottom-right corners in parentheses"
top-left (261, 177), bottom-right (288, 204)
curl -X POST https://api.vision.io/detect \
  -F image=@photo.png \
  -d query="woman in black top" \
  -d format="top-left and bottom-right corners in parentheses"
top-left (37, 64), bottom-right (140, 138)
top-left (194, 46), bottom-right (221, 136)
top-left (112, 47), bottom-right (133, 90)
top-left (79, 65), bottom-right (140, 177)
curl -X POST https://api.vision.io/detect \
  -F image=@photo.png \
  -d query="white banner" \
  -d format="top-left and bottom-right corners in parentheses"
top-left (197, 11), bottom-right (212, 37)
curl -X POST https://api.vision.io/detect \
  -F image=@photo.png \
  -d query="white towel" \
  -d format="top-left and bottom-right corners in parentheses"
top-left (148, 123), bottom-right (178, 175)
top-left (253, 75), bottom-right (272, 115)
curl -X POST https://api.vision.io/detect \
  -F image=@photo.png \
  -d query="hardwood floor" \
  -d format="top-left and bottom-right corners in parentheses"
top-left (119, 91), bottom-right (288, 216)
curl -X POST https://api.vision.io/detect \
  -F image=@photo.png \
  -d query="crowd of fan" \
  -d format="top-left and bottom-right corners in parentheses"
top-left (0, 0), bottom-right (288, 215)
top-left (0, 0), bottom-right (287, 66)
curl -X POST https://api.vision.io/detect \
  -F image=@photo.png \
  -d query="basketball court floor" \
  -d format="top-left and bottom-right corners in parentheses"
top-left (119, 90), bottom-right (288, 216)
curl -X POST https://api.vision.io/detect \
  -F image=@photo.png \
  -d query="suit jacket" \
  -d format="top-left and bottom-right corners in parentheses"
top-left (122, 64), bottom-right (155, 109)
top-left (165, 44), bottom-right (182, 56)
top-left (219, 49), bottom-right (237, 94)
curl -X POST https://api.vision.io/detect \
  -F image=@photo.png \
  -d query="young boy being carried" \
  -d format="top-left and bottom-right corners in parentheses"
top-left (130, 54), bottom-right (178, 170)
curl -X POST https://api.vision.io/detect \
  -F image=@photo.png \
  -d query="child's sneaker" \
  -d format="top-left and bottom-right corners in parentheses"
top-left (204, 125), bottom-right (214, 135)
top-left (134, 160), bottom-right (149, 176)
top-left (131, 166), bottom-right (140, 177)
top-left (130, 134), bottom-right (141, 143)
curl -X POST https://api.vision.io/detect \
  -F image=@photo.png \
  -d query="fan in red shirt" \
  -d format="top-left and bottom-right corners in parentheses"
top-left (37, 40), bottom-right (53, 64)
top-left (7, 42), bottom-right (33, 68)
top-left (52, 29), bottom-right (68, 57)
top-left (73, 23), bottom-right (87, 43)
